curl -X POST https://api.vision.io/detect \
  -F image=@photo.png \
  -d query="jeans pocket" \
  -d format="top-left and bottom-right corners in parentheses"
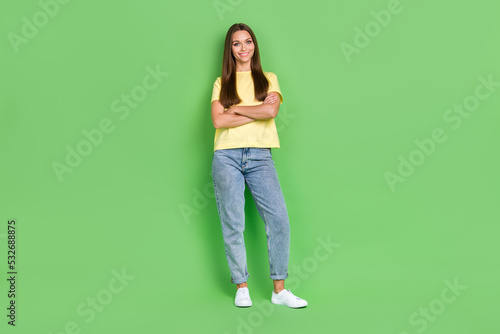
top-left (260, 147), bottom-right (272, 158)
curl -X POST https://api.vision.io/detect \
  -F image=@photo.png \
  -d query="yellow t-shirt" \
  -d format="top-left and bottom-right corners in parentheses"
top-left (211, 71), bottom-right (283, 151)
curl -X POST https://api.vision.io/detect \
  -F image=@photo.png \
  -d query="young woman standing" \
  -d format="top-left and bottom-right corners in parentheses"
top-left (211, 23), bottom-right (307, 308)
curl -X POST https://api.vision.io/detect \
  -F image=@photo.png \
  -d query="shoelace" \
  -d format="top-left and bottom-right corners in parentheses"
top-left (283, 289), bottom-right (302, 300)
top-left (237, 289), bottom-right (250, 300)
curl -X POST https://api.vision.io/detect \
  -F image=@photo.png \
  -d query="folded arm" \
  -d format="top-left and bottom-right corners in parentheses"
top-left (230, 92), bottom-right (281, 119)
top-left (211, 99), bottom-right (255, 129)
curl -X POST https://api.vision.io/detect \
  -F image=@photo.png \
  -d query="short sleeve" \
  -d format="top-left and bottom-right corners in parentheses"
top-left (211, 77), bottom-right (221, 103)
top-left (267, 72), bottom-right (283, 104)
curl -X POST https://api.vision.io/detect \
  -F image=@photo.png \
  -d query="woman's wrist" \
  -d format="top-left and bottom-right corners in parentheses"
top-left (228, 106), bottom-right (238, 115)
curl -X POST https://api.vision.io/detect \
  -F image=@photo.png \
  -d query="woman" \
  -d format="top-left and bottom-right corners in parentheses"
top-left (210, 23), bottom-right (307, 309)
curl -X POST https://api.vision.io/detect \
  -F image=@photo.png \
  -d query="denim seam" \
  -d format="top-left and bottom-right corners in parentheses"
top-left (247, 181), bottom-right (287, 279)
top-left (213, 153), bottom-right (249, 284)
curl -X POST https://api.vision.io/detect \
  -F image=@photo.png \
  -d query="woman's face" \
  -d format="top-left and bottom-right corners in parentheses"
top-left (231, 30), bottom-right (254, 66)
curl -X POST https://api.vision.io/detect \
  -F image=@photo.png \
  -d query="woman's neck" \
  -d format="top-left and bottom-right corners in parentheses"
top-left (235, 64), bottom-right (251, 72)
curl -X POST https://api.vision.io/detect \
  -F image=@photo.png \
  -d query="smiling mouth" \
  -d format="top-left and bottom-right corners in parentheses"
top-left (239, 52), bottom-right (250, 57)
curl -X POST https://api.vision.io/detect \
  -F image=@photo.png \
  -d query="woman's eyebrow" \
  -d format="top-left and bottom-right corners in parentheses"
top-left (232, 38), bottom-right (252, 43)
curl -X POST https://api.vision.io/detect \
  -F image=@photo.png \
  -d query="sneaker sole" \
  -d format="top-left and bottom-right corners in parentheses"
top-left (271, 300), bottom-right (307, 308)
top-left (235, 303), bottom-right (252, 307)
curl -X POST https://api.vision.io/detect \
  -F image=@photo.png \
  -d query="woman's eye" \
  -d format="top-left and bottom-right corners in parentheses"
top-left (246, 40), bottom-right (252, 44)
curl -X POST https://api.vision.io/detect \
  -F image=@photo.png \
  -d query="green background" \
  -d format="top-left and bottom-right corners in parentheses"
top-left (1, 0), bottom-right (499, 333)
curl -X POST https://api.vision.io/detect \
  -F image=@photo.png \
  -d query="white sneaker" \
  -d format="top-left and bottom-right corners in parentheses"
top-left (235, 287), bottom-right (252, 307)
top-left (271, 289), bottom-right (308, 308)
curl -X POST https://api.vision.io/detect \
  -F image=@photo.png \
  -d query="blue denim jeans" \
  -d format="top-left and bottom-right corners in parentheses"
top-left (212, 148), bottom-right (290, 284)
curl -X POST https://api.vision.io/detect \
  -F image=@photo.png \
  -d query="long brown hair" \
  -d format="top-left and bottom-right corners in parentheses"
top-left (219, 23), bottom-right (269, 109)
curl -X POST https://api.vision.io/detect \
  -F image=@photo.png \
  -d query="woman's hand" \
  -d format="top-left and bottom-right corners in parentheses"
top-left (220, 93), bottom-right (279, 121)
top-left (223, 107), bottom-right (236, 115)
top-left (211, 100), bottom-right (255, 129)
top-left (263, 94), bottom-right (278, 105)
top-left (225, 94), bottom-right (277, 115)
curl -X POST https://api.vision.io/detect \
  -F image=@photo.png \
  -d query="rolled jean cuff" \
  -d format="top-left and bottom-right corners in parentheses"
top-left (231, 273), bottom-right (250, 284)
top-left (270, 273), bottom-right (288, 280)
